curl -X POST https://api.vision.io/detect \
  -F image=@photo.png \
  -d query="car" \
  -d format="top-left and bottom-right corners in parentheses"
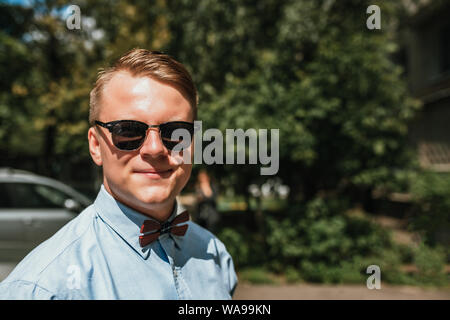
top-left (0, 168), bottom-right (93, 261)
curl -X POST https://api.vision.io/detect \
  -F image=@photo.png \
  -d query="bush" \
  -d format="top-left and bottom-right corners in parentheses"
top-left (299, 260), bottom-right (359, 284)
top-left (218, 194), bottom-right (449, 287)
top-left (413, 243), bottom-right (447, 285)
top-left (285, 267), bottom-right (303, 283)
top-left (237, 268), bottom-right (279, 285)
top-left (264, 196), bottom-right (395, 278)
top-left (358, 249), bottom-right (405, 285)
top-left (217, 227), bottom-right (250, 268)
top-left (217, 226), bottom-right (266, 269)
top-left (409, 171), bottom-right (450, 247)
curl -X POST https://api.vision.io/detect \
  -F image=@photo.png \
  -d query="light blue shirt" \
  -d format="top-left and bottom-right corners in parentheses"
top-left (0, 185), bottom-right (237, 299)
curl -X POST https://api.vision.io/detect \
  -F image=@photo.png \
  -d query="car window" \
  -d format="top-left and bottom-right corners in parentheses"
top-left (1, 183), bottom-right (70, 209)
top-left (0, 183), bottom-right (12, 207)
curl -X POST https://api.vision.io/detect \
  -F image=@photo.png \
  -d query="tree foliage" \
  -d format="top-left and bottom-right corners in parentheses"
top-left (1, 0), bottom-right (421, 203)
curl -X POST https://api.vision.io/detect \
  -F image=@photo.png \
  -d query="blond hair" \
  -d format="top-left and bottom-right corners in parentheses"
top-left (89, 49), bottom-right (198, 125)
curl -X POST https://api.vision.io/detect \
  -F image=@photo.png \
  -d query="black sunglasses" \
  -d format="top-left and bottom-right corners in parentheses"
top-left (95, 120), bottom-right (194, 151)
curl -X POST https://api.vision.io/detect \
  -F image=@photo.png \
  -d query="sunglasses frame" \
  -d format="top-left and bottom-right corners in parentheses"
top-left (94, 120), bottom-right (194, 151)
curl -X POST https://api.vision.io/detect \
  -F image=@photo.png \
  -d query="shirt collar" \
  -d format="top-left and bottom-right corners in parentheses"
top-left (93, 185), bottom-right (187, 259)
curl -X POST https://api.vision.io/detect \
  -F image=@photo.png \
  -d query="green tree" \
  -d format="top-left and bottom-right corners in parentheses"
top-left (1, 0), bottom-right (421, 204)
top-left (160, 0), bottom-right (421, 207)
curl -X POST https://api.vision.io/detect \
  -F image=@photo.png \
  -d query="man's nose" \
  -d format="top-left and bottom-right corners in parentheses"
top-left (139, 128), bottom-right (168, 158)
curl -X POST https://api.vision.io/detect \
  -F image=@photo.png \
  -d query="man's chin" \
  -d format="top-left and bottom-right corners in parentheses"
top-left (134, 188), bottom-right (172, 206)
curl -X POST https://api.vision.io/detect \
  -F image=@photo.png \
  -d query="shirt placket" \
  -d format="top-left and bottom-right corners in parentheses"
top-left (159, 235), bottom-right (192, 299)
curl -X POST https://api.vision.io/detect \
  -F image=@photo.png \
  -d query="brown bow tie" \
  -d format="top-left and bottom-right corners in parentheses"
top-left (139, 210), bottom-right (189, 247)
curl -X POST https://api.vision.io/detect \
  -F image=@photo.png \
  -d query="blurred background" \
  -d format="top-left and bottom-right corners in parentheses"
top-left (0, 0), bottom-right (449, 299)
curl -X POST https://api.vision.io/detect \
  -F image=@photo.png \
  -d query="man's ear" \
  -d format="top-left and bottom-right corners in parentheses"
top-left (88, 127), bottom-right (103, 166)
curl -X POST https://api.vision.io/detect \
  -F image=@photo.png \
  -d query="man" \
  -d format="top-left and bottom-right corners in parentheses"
top-left (0, 49), bottom-right (237, 299)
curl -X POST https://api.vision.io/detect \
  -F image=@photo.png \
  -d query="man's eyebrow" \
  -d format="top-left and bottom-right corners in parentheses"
top-left (165, 117), bottom-right (192, 122)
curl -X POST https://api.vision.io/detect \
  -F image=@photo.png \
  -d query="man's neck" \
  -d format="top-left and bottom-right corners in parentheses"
top-left (103, 185), bottom-right (176, 222)
top-left (137, 200), bottom-right (176, 222)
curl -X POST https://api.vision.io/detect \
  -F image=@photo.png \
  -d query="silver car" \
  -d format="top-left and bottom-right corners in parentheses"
top-left (0, 168), bottom-right (93, 261)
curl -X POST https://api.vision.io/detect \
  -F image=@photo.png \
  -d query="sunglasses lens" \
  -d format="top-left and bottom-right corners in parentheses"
top-left (111, 121), bottom-right (147, 150)
top-left (160, 122), bottom-right (194, 150)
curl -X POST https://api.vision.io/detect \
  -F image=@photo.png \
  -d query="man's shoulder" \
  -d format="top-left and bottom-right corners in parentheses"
top-left (183, 221), bottom-right (238, 296)
top-left (0, 205), bottom-right (98, 292)
top-left (183, 221), bottom-right (230, 257)
top-left (184, 220), bottom-right (216, 243)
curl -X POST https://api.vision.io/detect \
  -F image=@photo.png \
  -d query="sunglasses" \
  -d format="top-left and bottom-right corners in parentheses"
top-left (95, 120), bottom-right (194, 151)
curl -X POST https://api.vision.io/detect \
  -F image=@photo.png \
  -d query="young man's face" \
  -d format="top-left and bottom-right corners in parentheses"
top-left (88, 71), bottom-right (194, 220)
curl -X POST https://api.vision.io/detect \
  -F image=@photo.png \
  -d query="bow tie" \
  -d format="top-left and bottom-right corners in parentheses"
top-left (139, 210), bottom-right (190, 247)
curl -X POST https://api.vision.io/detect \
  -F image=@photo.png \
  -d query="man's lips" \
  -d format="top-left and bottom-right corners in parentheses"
top-left (134, 169), bottom-right (173, 173)
top-left (133, 168), bottom-right (174, 178)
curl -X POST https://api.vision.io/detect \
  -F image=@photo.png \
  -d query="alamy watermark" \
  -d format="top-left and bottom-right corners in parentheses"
top-left (66, 265), bottom-right (81, 290)
top-left (66, 5), bottom-right (81, 30)
top-left (67, 4), bottom-right (381, 31)
top-left (169, 121), bottom-right (279, 176)
top-left (366, 5), bottom-right (381, 30)
top-left (366, 265), bottom-right (381, 289)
